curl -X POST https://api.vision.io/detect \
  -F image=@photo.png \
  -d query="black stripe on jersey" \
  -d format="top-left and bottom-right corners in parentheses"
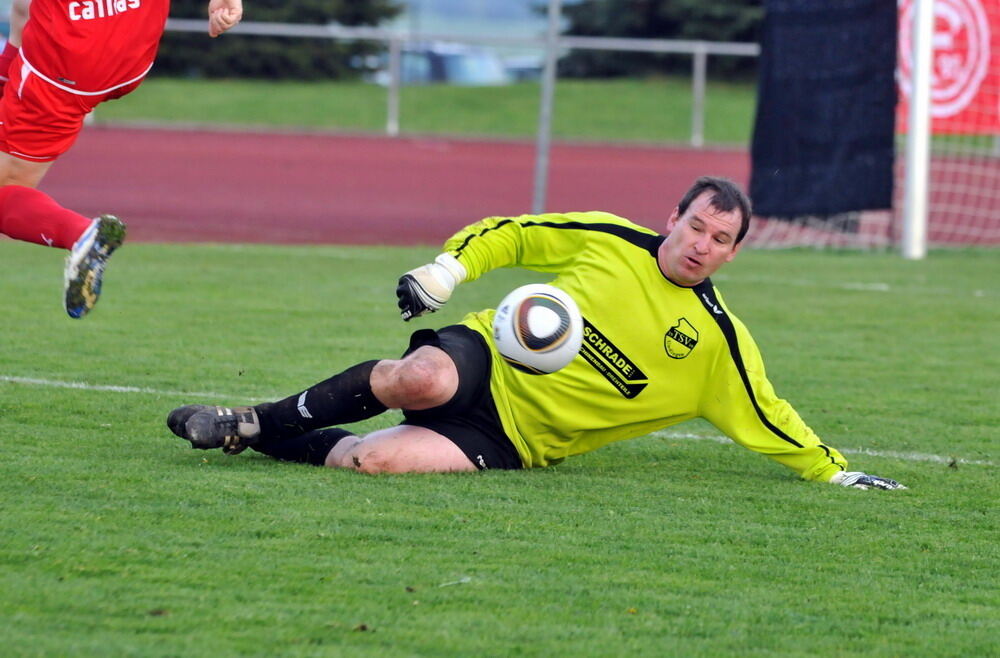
top-left (453, 219), bottom-right (664, 257)
top-left (693, 280), bottom-right (805, 449)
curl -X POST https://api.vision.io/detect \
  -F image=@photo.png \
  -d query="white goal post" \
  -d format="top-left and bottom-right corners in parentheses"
top-left (902, 0), bottom-right (936, 260)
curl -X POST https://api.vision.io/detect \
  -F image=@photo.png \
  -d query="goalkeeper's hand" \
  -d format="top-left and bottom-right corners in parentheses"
top-left (396, 254), bottom-right (467, 321)
top-left (831, 471), bottom-right (907, 490)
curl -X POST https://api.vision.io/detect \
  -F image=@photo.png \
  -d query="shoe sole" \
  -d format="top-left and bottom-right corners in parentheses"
top-left (64, 215), bottom-right (126, 319)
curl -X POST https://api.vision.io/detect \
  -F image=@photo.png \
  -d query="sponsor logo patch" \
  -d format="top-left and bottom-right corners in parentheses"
top-left (580, 319), bottom-right (648, 398)
top-left (68, 0), bottom-right (142, 22)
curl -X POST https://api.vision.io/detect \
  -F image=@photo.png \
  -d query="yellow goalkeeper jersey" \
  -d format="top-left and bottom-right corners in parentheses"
top-left (445, 211), bottom-right (847, 482)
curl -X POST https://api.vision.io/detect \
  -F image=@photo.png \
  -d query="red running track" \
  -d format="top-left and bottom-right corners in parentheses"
top-left (40, 126), bottom-right (750, 245)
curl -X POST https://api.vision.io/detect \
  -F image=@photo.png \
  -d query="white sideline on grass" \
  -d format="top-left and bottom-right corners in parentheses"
top-left (0, 374), bottom-right (270, 403)
top-left (710, 273), bottom-right (996, 299)
top-left (651, 431), bottom-right (993, 467)
top-left (1, 374), bottom-right (992, 467)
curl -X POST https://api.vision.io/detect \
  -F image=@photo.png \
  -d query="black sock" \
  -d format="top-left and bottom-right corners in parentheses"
top-left (252, 428), bottom-right (354, 466)
top-left (254, 360), bottom-right (387, 441)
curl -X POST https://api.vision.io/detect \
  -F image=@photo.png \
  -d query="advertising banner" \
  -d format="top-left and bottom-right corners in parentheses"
top-left (897, 0), bottom-right (999, 133)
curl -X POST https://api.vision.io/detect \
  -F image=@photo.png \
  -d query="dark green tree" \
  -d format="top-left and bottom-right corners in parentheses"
top-left (557, 0), bottom-right (763, 78)
top-left (154, 0), bottom-right (402, 79)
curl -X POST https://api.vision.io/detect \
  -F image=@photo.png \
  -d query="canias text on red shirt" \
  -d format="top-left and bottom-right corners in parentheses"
top-left (68, 0), bottom-right (143, 21)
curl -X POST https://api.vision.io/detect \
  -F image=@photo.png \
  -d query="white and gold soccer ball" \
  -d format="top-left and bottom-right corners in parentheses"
top-left (492, 283), bottom-right (583, 375)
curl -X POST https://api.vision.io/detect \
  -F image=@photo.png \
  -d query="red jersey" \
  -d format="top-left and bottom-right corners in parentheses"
top-left (19, 0), bottom-right (171, 95)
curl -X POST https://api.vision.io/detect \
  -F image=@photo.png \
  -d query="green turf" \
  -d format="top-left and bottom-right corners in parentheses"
top-left (0, 243), bottom-right (997, 657)
top-left (94, 76), bottom-right (757, 144)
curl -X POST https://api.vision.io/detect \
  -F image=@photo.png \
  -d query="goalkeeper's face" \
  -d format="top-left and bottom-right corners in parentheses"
top-left (659, 192), bottom-right (742, 286)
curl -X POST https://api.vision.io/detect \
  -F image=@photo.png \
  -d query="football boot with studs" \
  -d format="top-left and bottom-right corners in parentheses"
top-left (167, 404), bottom-right (262, 455)
top-left (64, 214), bottom-right (126, 319)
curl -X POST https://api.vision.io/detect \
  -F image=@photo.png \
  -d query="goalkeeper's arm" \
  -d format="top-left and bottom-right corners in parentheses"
top-left (396, 254), bottom-right (467, 321)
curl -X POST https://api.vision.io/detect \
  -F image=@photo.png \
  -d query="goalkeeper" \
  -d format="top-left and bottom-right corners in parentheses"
top-left (167, 176), bottom-right (904, 490)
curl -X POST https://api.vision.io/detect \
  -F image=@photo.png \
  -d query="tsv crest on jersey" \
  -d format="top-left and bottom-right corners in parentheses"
top-left (664, 318), bottom-right (699, 359)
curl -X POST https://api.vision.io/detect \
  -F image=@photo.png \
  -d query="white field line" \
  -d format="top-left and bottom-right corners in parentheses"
top-left (0, 375), bottom-right (270, 403)
top-left (710, 273), bottom-right (996, 299)
top-left (652, 431), bottom-right (994, 467)
top-left (2, 375), bottom-right (991, 467)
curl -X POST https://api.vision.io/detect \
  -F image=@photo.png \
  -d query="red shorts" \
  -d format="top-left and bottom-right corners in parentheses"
top-left (0, 56), bottom-right (141, 163)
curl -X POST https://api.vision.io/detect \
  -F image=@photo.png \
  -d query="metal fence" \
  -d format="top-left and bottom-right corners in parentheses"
top-left (164, 19), bottom-right (759, 147)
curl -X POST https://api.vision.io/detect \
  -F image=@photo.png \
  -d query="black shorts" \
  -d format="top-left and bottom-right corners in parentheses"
top-left (400, 325), bottom-right (522, 470)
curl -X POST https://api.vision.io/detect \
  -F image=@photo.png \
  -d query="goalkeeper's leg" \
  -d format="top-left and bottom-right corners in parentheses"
top-left (252, 428), bottom-right (355, 465)
top-left (165, 327), bottom-right (507, 473)
top-left (252, 360), bottom-right (389, 440)
top-left (167, 333), bottom-right (461, 452)
top-left (254, 343), bottom-right (458, 439)
top-left (167, 360), bottom-right (390, 452)
top-left (251, 424), bottom-right (479, 473)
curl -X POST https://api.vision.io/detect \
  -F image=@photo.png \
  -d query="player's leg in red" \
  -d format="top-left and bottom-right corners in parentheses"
top-left (0, 176), bottom-right (126, 318)
top-left (0, 180), bottom-right (89, 248)
top-left (0, 64), bottom-right (127, 318)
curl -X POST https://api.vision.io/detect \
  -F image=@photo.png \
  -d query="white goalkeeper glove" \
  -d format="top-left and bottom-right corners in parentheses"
top-left (396, 253), bottom-right (467, 321)
top-left (831, 471), bottom-right (907, 490)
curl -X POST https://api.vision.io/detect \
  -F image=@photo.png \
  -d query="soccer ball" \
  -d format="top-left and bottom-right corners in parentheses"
top-left (492, 283), bottom-right (583, 375)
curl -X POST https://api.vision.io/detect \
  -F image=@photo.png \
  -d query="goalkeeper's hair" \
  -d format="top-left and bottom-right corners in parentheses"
top-left (677, 176), bottom-right (752, 243)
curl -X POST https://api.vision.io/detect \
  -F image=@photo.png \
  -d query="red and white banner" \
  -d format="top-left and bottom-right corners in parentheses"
top-left (897, 0), bottom-right (999, 133)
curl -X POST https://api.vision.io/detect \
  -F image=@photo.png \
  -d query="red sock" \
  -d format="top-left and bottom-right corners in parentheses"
top-left (0, 185), bottom-right (92, 250)
top-left (0, 42), bottom-right (18, 88)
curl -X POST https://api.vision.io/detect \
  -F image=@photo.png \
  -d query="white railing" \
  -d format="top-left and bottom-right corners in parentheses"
top-left (164, 19), bottom-right (759, 147)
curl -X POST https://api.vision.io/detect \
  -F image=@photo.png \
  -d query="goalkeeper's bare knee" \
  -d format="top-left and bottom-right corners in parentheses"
top-left (371, 348), bottom-right (458, 410)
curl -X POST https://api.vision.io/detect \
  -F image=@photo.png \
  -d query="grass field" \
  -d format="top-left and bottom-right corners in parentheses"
top-left (94, 76), bottom-right (757, 145)
top-left (0, 242), bottom-right (996, 656)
